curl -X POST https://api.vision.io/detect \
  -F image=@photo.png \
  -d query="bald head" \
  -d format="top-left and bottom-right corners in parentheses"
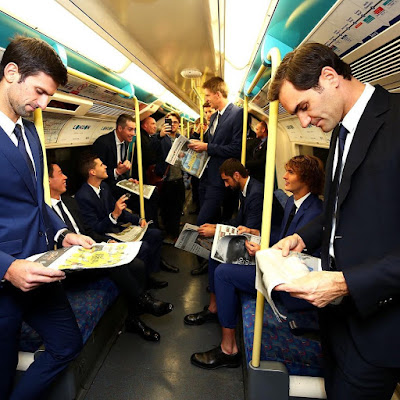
top-left (141, 117), bottom-right (157, 135)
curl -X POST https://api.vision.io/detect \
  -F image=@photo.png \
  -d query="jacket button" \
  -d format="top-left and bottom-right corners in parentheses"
top-left (39, 231), bottom-right (44, 236)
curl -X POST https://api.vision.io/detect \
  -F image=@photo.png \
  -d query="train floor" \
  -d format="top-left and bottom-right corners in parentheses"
top-left (84, 192), bottom-right (245, 400)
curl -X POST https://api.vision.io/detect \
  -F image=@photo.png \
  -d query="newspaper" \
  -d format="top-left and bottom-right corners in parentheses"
top-left (29, 242), bottom-right (142, 271)
top-left (165, 135), bottom-right (210, 178)
top-left (255, 249), bottom-right (320, 321)
top-left (211, 224), bottom-right (261, 265)
top-left (174, 223), bottom-right (213, 259)
top-left (106, 222), bottom-right (151, 242)
top-left (116, 179), bottom-right (156, 199)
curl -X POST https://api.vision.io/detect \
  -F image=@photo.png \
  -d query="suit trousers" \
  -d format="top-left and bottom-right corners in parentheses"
top-left (0, 282), bottom-right (82, 400)
top-left (197, 179), bottom-right (225, 226)
top-left (319, 306), bottom-right (400, 400)
top-left (137, 228), bottom-right (163, 274)
top-left (214, 263), bottom-right (256, 329)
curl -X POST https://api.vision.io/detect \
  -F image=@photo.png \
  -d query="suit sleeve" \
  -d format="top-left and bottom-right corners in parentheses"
top-left (207, 110), bottom-right (243, 159)
top-left (46, 204), bottom-right (67, 234)
top-left (120, 210), bottom-right (140, 226)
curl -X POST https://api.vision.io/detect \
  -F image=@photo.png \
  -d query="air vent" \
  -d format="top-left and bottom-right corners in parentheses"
top-left (262, 102), bottom-right (290, 119)
top-left (88, 103), bottom-right (135, 118)
top-left (350, 37), bottom-right (400, 91)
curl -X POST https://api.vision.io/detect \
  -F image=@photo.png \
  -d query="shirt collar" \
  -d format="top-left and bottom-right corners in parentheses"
top-left (341, 83), bottom-right (375, 135)
top-left (114, 130), bottom-right (124, 145)
top-left (50, 197), bottom-right (62, 207)
top-left (293, 192), bottom-right (311, 210)
top-left (242, 177), bottom-right (250, 197)
top-left (0, 111), bottom-right (24, 138)
top-left (89, 183), bottom-right (101, 197)
top-left (218, 102), bottom-right (230, 116)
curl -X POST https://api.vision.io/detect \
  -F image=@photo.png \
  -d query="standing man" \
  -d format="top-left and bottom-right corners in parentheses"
top-left (155, 112), bottom-right (185, 246)
top-left (269, 43), bottom-right (400, 399)
top-left (246, 120), bottom-right (268, 183)
top-left (0, 36), bottom-right (94, 400)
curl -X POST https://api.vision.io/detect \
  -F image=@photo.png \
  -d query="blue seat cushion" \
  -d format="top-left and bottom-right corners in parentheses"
top-left (19, 277), bottom-right (119, 353)
top-left (241, 292), bottom-right (324, 377)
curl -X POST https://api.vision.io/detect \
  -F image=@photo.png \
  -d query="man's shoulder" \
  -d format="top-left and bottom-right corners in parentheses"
top-left (75, 182), bottom-right (91, 198)
top-left (93, 131), bottom-right (114, 146)
top-left (248, 177), bottom-right (264, 193)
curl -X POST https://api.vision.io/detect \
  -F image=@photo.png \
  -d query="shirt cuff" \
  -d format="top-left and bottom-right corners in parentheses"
top-left (109, 213), bottom-right (118, 224)
top-left (54, 228), bottom-right (69, 243)
top-left (114, 168), bottom-right (119, 179)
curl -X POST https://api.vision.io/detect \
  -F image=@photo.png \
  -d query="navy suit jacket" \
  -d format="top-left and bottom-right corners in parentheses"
top-left (227, 177), bottom-right (264, 231)
top-left (75, 182), bottom-right (139, 235)
top-left (0, 120), bottom-right (66, 278)
top-left (246, 138), bottom-right (268, 183)
top-left (299, 86), bottom-right (400, 367)
top-left (279, 194), bottom-right (322, 240)
top-left (92, 131), bottom-right (127, 186)
top-left (204, 103), bottom-right (243, 188)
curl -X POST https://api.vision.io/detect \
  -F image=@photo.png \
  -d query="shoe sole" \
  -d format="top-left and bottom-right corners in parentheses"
top-left (190, 358), bottom-right (241, 369)
top-left (183, 317), bottom-right (218, 326)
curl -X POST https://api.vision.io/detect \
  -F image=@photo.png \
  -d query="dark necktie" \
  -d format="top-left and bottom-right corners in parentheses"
top-left (282, 203), bottom-right (297, 237)
top-left (120, 142), bottom-right (126, 162)
top-left (210, 113), bottom-right (220, 138)
top-left (56, 201), bottom-right (76, 233)
top-left (14, 124), bottom-right (35, 179)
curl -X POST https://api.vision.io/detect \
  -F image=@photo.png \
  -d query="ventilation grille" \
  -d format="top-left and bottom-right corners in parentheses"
top-left (88, 103), bottom-right (135, 118)
top-left (350, 37), bottom-right (400, 90)
top-left (262, 102), bottom-right (290, 119)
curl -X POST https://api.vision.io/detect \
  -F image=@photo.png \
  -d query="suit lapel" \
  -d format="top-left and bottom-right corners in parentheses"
top-left (338, 88), bottom-right (388, 209)
top-left (212, 103), bottom-right (233, 141)
top-left (0, 125), bottom-right (37, 199)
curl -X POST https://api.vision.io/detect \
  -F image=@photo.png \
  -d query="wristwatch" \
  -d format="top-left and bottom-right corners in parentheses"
top-left (57, 229), bottom-right (74, 248)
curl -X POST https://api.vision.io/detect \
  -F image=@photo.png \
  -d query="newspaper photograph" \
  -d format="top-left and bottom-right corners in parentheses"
top-left (175, 223), bottom-right (213, 259)
top-left (255, 249), bottom-right (320, 321)
top-left (29, 242), bottom-right (142, 271)
top-left (106, 222), bottom-right (150, 242)
top-left (117, 179), bottom-right (156, 200)
top-left (165, 135), bottom-right (210, 178)
top-left (211, 224), bottom-right (261, 265)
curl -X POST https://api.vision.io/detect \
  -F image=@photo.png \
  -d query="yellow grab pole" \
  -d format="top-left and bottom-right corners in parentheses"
top-left (33, 108), bottom-right (51, 206)
top-left (67, 67), bottom-right (131, 98)
top-left (241, 96), bottom-right (248, 165)
top-left (187, 120), bottom-right (190, 138)
top-left (180, 116), bottom-right (184, 136)
top-left (134, 97), bottom-right (145, 219)
top-left (251, 47), bottom-right (281, 368)
top-left (246, 64), bottom-right (267, 95)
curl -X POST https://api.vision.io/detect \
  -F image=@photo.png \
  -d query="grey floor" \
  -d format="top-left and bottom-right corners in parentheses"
top-left (84, 201), bottom-right (245, 400)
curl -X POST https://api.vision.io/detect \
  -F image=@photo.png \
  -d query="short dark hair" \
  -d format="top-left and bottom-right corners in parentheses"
top-left (203, 101), bottom-right (213, 109)
top-left (258, 120), bottom-right (268, 132)
top-left (268, 43), bottom-right (352, 101)
top-left (203, 77), bottom-right (228, 98)
top-left (0, 36), bottom-right (68, 86)
top-left (116, 114), bottom-right (135, 129)
top-left (165, 111), bottom-right (180, 121)
top-left (80, 152), bottom-right (99, 180)
top-left (47, 162), bottom-right (56, 178)
top-left (219, 158), bottom-right (248, 178)
top-left (285, 155), bottom-right (325, 195)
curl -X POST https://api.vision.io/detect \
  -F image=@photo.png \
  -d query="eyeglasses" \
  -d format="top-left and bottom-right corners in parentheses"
top-left (171, 121), bottom-right (179, 125)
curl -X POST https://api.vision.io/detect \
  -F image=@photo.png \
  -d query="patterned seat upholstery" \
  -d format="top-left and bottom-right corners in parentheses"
top-left (241, 292), bottom-right (324, 377)
top-left (19, 278), bottom-right (119, 352)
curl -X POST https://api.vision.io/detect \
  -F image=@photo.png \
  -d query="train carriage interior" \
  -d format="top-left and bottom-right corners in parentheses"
top-left (0, 0), bottom-right (400, 399)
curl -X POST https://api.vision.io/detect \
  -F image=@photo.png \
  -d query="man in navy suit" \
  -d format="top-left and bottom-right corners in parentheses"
top-left (74, 153), bottom-right (172, 285)
top-left (246, 120), bottom-right (268, 183)
top-left (184, 159), bottom-right (263, 329)
top-left (189, 155), bottom-right (324, 369)
top-left (270, 43), bottom-right (400, 399)
top-left (0, 37), bottom-right (94, 400)
top-left (189, 77), bottom-right (243, 274)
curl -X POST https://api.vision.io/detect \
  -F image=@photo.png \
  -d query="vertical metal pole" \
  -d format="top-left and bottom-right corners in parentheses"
top-left (241, 96), bottom-right (248, 165)
top-left (33, 108), bottom-right (51, 206)
top-left (251, 47), bottom-right (281, 368)
top-left (134, 97), bottom-right (145, 219)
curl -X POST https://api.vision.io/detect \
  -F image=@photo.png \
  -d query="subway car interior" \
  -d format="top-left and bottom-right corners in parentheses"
top-left (1, 0), bottom-right (400, 399)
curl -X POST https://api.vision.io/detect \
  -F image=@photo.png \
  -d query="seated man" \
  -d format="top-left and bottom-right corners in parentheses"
top-left (190, 155), bottom-right (324, 369)
top-left (184, 158), bottom-right (264, 325)
top-left (48, 162), bottom-right (173, 341)
top-left (74, 153), bottom-right (177, 278)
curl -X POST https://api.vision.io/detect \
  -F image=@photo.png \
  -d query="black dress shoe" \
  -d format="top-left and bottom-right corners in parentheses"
top-left (160, 260), bottom-right (180, 273)
top-left (147, 277), bottom-right (168, 289)
top-left (191, 262), bottom-right (208, 276)
top-left (184, 307), bottom-right (218, 325)
top-left (136, 292), bottom-right (174, 317)
top-left (125, 316), bottom-right (160, 342)
top-left (191, 346), bottom-right (241, 369)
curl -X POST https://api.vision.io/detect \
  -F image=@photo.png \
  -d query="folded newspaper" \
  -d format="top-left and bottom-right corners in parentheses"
top-left (175, 223), bottom-right (213, 259)
top-left (211, 224), bottom-right (261, 265)
top-left (106, 221), bottom-right (151, 242)
top-left (255, 249), bottom-right (320, 321)
top-left (29, 242), bottom-right (142, 271)
top-left (165, 135), bottom-right (210, 178)
top-left (116, 180), bottom-right (155, 200)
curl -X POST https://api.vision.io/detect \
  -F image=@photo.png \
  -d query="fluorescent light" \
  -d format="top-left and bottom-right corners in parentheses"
top-left (0, 0), bottom-right (130, 72)
top-left (223, 0), bottom-right (272, 100)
